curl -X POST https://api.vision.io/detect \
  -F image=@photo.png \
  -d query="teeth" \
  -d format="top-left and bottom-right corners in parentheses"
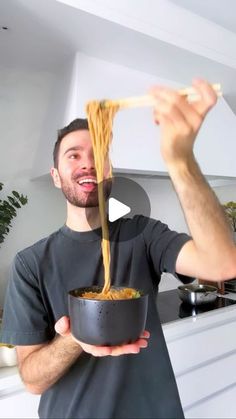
top-left (78, 178), bottom-right (97, 185)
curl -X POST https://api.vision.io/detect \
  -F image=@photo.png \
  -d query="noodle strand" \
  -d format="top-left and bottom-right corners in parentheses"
top-left (86, 101), bottom-right (118, 297)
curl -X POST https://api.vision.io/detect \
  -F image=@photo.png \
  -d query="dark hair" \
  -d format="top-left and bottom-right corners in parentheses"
top-left (53, 118), bottom-right (89, 168)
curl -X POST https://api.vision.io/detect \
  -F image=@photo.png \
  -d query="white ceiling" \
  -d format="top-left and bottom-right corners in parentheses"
top-left (1, 0), bottom-right (236, 181)
top-left (170, 0), bottom-right (236, 34)
top-left (1, 0), bottom-right (236, 72)
top-left (0, 0), bottom-right (75, 71)
top-left (1, 1), bottom-right (236, 87)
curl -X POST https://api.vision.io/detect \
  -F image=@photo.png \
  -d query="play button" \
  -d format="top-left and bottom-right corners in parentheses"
top-left (85, 175), bottom-right (151, 242)
top-left (108, 198), bottom-right (131, 222)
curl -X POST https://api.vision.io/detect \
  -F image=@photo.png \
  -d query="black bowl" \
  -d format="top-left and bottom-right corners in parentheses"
top-left (68, 286), bottom-right (148, 346)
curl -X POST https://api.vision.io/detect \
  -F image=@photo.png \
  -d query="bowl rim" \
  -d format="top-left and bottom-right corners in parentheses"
top-left (68, 285), bottom-right (148, 302)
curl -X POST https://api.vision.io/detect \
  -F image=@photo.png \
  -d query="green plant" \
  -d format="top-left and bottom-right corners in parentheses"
top-left (0, 182), bottom-right (28, 246)
top-left (223, 201), bottom-right (236, 232)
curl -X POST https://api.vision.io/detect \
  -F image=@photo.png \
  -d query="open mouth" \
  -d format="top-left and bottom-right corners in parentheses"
top-left (77, 178), bottom-right (98, 192)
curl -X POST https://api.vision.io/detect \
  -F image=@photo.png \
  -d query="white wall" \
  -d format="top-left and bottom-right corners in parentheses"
top-left (214, 184), bottom-right (236, 203)
top-left (133, 178), bottom-right (236, 233)
top-left (134, 176), bottom-right (187, 233)
top-left (0, 176), bottom-right (66, 307)
top-left (0, 64), bottom-right (56, 181)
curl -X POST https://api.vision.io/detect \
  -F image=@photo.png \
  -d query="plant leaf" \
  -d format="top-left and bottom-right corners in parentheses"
top-left (19, 196), bottom-right (28, 205)
top-left (12, 191), bottom-right (20, 199)
top-left (0, 185), bottom-right (28, 245)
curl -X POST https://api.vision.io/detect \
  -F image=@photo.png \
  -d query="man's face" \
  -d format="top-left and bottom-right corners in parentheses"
top-left (51, 130), bottom-right (111, 207)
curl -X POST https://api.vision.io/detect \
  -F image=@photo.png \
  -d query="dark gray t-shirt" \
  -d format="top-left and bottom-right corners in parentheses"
top-left (1, 215), bottom-right (192, 419)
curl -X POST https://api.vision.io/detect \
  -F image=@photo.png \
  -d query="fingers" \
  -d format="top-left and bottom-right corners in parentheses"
top-left (140, 330), bottom-right (150, 339)
top-left (150, 86), bottom-right (203, 132)
top-left (54, 320), bottom-right (150, 357)
top-left (105, 337), bottom-right (148, 357)
top-left (80, 343), bottom-right (113, 357)
top-left (149, 80), bottom-right (218, 164)
top-left (81, 341), bottom-right (142, 357)
top-left (78, 331), bottom-right (150, 357)
top-left (191, 79), bottom-right (218, 117)
top-left (150, 80), bottom-right (217, 125)
top-left (55, 316), bottom-right (71, 337)
top-left (112, 331), bottom-right (150, 355)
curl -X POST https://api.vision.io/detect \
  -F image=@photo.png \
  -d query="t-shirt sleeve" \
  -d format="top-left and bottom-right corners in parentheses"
top-left (142, 216), bottom-right (194, 284)
top-left (1, 253), bottom-right (55, 346)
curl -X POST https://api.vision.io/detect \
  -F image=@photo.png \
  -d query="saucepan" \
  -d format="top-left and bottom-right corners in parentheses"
top-left (178, 284), bottom-right (218, 306)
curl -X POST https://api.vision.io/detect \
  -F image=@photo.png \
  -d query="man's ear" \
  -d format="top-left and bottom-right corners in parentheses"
top-left (50, 167), bottom-right (61, 189)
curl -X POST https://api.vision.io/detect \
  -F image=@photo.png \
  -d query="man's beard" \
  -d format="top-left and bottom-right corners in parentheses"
top-left (59, 174), bottom-right (112, 208)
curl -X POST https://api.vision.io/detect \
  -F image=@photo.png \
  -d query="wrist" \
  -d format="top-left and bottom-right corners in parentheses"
top-left (55, 334), bottom-right (83, 356)
top-left (166, 155), bottom-right (197, 177)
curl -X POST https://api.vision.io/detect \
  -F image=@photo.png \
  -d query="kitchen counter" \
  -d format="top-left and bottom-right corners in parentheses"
top-left (0, 366), bottom-right (22, 396)
top-left (0, 366), bottom-right (25, 404)
top-left (0, 365), bottom-right (39, 419)
top-left (157, 289), bottom-right (236, 325)
top-left (159, 290), bottom-right (236, 418)
top-left (162, 295), bottom-right (236, 343)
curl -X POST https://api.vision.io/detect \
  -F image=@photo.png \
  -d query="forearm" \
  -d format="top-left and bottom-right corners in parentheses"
top-left (19, 335), bottom-right (83, 394)
top-left (151, 80), bottom-right (236, 279)
top-left (168, 157), bottom-right (236, 277)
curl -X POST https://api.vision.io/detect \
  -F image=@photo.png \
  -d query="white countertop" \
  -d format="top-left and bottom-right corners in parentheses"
top-left (221, 290), bottom-right (236, 301)
top-left (0, 366), bottom-right (24, 396)
top-left (163, 291), bottom-right (236, 342)
top-left (0, 366), bottom-right (18, 379)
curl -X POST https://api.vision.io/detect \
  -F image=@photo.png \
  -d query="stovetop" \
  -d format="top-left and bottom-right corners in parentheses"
top-left (157, 289), bottom-right (236, 324)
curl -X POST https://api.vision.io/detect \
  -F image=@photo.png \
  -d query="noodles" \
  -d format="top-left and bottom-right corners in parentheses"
top-left (86, 101), bottom-right (119, 297)
top-left (81, 288), bottom-right (141, 300)
top-left (85, 100), bottom-right (141, 301)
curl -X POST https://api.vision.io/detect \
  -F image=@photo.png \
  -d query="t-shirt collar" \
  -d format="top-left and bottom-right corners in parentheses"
top-left (60, 224), bottom-right (102, 242)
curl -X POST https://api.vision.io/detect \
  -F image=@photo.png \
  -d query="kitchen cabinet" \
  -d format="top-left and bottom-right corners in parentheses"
top-left (0, 390), bottom-right (39, 419)
top-left (33, 53), bottom-right (236, 180)
top-left (0, 367), bottom-right (39, 419)
top-left (163, 300), bottom-right (236, 418)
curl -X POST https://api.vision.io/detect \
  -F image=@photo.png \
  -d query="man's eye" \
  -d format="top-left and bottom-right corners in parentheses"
top-left (69, 154), bottom-right (78, 159)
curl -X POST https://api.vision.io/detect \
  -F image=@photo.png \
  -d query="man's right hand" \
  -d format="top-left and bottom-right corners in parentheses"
top-left (150, 79), bottom-right (217, 166)
top-left (55, 316), bottom-right (150, 357)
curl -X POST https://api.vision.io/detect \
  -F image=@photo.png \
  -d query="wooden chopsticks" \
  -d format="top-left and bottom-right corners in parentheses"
top-left (100, 83), bottom-right (222, 109)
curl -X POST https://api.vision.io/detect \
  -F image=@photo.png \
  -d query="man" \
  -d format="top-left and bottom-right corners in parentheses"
top-left (2, 79), bottom-right (236, 419)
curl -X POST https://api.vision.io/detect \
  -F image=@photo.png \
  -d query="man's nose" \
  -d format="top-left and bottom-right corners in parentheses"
top-left (81, 155), bottom-right (95, 170)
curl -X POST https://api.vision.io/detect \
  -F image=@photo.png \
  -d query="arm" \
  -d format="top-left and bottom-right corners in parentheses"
top-left (17, 332), bottom-right (82, 394)
top-left (150, 79), bottom-right (236, 281)
top-left (17, 316), bottom-right (149, 394)
top-left (171, 159), bottom-right (235, 280)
